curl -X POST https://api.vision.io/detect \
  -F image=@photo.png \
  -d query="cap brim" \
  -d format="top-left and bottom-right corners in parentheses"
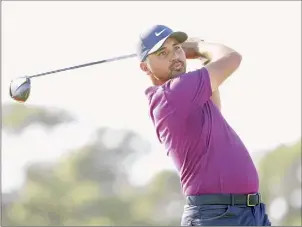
top-left (148, 31), bottom-right (188, 55)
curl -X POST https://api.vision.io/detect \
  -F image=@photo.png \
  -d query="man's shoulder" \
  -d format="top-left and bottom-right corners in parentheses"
top-left (145, 67), bottom-right (206, 96)
top-left (145, 84), bottom-right (177, 121)
top-left (145, 69), bottom-right (205, 111)
top-left (145, 84), bottom-right (168, 107)
top-left (145, 85), bottom-right (161, 99)
top-left (145, 81), bottom-right (175, 101)
top-left (145, 84), bottom-right (181, 144)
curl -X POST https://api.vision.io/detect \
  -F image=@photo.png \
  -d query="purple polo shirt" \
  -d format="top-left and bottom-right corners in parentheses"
top-left (145, 67), bottom-right (259, 196)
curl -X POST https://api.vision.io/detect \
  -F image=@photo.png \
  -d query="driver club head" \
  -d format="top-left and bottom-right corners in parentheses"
top-left (9, 77), bottom-right (31, 103)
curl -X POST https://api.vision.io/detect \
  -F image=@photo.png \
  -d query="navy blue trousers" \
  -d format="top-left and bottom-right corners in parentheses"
top-left (181, 203), bottom-right (271, 226)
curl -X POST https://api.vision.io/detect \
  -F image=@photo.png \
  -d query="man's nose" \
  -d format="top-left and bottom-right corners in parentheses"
top-left (171, 50), bottom-right (181, 61)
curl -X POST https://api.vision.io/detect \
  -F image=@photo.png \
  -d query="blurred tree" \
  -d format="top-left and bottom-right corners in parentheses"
top-left (4, 104), bottom-right (300, 226)
top-left (131, 170), bottom-right (184, 225)
top-left (2, 126), bottom-right (161, 226)
top-left (259, 139), bottom-right (301, 226)
top-left (2, 103), bottom-right (74, 134)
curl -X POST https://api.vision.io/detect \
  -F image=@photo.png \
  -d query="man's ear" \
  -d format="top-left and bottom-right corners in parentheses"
top-left (140, 62), bottom-right (151, 75)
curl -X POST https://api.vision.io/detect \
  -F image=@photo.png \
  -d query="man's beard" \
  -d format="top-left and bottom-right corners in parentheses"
top-left (169, 60), bottom-right (186, 78)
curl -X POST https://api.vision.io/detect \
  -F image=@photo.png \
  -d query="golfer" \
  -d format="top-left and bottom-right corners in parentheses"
top-left (137, 25), bottom-right (271, 226)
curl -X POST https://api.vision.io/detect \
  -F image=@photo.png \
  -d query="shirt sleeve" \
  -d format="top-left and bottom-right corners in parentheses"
top-left (165, 67), bottom-right (212, 116)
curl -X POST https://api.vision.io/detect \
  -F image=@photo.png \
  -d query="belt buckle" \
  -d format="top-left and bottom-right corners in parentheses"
top-left (247, 193), bottom-right (260, 207)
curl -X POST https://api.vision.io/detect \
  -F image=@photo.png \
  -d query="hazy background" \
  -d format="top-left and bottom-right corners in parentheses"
top-left (2, 1), bottom-right (301, 226)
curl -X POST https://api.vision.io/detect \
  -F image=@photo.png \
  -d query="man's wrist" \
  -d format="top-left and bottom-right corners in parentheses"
top-left (197, 43), bottom-right (213, 62)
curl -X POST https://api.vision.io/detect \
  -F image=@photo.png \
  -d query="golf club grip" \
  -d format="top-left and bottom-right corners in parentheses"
top-left (28, 53), bottom-right (137, 78)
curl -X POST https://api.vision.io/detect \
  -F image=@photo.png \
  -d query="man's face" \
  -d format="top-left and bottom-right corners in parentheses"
top-left (140, 37), bottom-right (187, 84)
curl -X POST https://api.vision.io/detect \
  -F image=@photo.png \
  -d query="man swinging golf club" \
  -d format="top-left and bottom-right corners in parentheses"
top-left (137, 25), bottom-right (271, 226)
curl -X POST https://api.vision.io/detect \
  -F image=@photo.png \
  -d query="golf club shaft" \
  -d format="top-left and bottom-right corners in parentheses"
top-left (27, 53), bottom-right (137, 79)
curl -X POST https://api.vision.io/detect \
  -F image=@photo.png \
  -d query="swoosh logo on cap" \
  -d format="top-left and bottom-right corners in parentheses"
top-left (155, 29), bottom-right (166, 36)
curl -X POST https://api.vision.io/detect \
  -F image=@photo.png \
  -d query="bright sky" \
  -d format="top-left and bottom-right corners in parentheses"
top-left (2, 1), bottom-right (301, 192)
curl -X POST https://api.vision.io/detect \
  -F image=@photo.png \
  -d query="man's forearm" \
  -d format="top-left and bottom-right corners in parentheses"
top-left (197, 42), bottom-right (240, 110)
top-left (201, 56), bottom-right (222, 111)
top-left (198, 41), bottom-right (242, 92)
top-left (198, 43), bottom-right (234, 111)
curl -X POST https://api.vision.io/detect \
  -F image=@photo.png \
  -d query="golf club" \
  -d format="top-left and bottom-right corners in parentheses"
top-left (9, 53), bottom-right (137, 103)
top-left (9, 54), bottom-right (209, 103)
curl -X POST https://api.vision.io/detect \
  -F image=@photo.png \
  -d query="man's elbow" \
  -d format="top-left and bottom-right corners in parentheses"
top-left (223, 51), bottom-right (242, 79)
top-left (230, 51), bottom-right (243, 72)
top-left (234, 52), bottom-right (242, 68)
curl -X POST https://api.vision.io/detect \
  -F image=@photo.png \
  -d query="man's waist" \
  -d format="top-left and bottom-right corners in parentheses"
top-left (182, 175), bottom-right (259, 196)
top-left (186, 193), bottom-right (262, 207)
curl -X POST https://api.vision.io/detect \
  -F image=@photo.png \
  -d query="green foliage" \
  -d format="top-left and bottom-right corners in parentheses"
top-left (259, 139), bottom-right (301, 225)
top-left (2, 104), bottom-right (301, 226)
top-left (2, 103), bottom-right (74, 134)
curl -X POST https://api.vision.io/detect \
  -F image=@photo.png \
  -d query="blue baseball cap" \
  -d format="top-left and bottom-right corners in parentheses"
top-left (137, 25), bottom-right (188, 62)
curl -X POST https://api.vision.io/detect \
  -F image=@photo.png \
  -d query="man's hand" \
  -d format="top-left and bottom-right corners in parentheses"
top-left (181, 37), bottom-right (200, 59)
top-left (181, 37), bottom-right (211, 62)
